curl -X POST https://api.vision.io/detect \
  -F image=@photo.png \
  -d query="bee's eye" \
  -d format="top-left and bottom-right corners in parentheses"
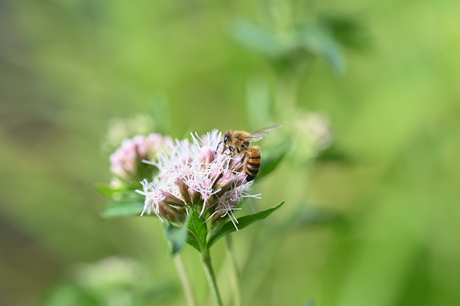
top-left (224, 135), bottom-right (229, 143)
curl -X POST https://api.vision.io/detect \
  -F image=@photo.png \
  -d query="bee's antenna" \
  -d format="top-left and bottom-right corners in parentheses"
top-left (215, 141), bottom-right (222, 153)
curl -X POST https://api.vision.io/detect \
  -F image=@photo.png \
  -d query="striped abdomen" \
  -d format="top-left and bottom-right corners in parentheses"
top-left (244, 146), bottom-right (261, 181)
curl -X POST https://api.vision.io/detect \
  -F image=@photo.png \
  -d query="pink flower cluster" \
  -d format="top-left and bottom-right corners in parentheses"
top-left (136, 130), bottom-right (260, 229)
top-left (110, 134), bottom-right (173, 181)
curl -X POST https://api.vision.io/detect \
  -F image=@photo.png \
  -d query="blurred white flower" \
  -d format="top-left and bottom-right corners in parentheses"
top-left (294, 112), bottom-right (333, 156)
top-left (304, 113), bottom-right (333, 150)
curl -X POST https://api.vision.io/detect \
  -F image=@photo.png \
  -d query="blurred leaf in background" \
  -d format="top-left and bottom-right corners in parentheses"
top-left (43, 257), bottom-right (176, 306)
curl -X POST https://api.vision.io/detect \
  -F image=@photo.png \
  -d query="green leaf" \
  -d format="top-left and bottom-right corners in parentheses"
top-left (208, 201), bottom-right (285, 247)
top-left (303, 299), bottom-right (315, 306)
top-left (320, 14), bottom-right (369, 51)
top-left (230, 18), bottom-right (283, 57)
top-left (186, 211), bottom-right (208, 252)
top-left (317, 144), bottom-right (352, 163)
top-left (298, 24), bottom-right (346, 75)
top-left (95, 175), bottom-right (142, 199)
top-left (291, 204), bottom-right (345, 227)
top-left (257, 140), bottom-right (292, 180)
top-left (164, 215), bottom-right (190, 255)
top-left (94, 183), bottom-right (132, 199)
top-left (100, 198), bottom-right (144, 219)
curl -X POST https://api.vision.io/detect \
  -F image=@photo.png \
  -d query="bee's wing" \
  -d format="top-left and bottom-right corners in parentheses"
top-left (238, 125), bottom-right (281, 142)
top-left (251, 125), bottom-right (282, 135)
top-left (240, 133), bottom-right (268, 142)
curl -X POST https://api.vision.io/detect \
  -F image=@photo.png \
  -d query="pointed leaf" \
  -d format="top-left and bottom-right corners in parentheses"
top-left (186, 211), bottom-right (208, 252)
top-left (291, 204), bottom-right (346, 228)
top-left (100, 198), bottom-right (144, 219)
top-left (317, 144), bottom-right (352, 163)
top-left (208, 201), bottom-right (285, 247)
top-left (230, 18), bottom-right (282, 57)
top-left (298, 24), bottom-right (346, 75)
top-left (164, 215), bottom-right (190, 255)
top-left (320, 15), bottom-right (369, 51)
top-left (303, 299), bottom-right (315, 306)
top-left (95, 177), bottom-right (141, 199)
top-left (95, 184), bottom-right (121, 198)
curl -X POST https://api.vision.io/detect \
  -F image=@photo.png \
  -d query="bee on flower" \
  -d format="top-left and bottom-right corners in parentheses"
top-left (136, 130), bottom-right (261, 229)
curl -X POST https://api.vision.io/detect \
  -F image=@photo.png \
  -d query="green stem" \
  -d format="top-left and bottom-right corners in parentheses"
top-left (201, 250), bottom-right (223, 306)
top-left (226, 235), bottom-right (242, 306)
top-left (174, 254), bottom-right (198, 306)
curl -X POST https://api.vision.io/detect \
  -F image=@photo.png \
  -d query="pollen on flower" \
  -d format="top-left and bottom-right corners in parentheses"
top-left (135, 129), bottom-right (260, 229)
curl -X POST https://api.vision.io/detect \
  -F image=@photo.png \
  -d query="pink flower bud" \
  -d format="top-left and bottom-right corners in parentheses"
top-left (160, 205), bottom-right (187, 224)
top-left (162, 136), bottom-right (173, 148)
top-left (188, 185), bottom-right (201, 204)
top-left (200, 147), bottom-right (215, 164)
top-left (215, 171), bottom-right (235, 193)
top-left (146, 133), bottom-right (162, 148)
top-left (175, 177), bottom-right (191, 203)
top-left (159, 190), bottom-right (185, 207)
top-left (132, 135), bottom-right (148, 159)
top-left (110, 134), bottom-right (173, 183)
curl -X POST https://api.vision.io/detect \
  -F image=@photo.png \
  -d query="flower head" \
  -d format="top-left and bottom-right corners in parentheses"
top-left (136, 130), bottom-right (260, 229)
top-left (109, 133), bottom-right (173, 183)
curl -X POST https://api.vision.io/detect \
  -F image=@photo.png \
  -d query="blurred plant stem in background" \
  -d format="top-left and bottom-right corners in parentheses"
top-left (226, 235), bottom-right (242, 306)
top-left (173, 255), bottom-right (197, 306)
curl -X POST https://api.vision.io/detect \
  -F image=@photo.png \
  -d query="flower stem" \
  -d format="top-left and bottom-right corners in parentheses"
top-left (201, 250), bottom-right (223, 306)
top-left (226, 235), bottom-right (242, 306)
top-left (174, 254), bottom-right (198, 306)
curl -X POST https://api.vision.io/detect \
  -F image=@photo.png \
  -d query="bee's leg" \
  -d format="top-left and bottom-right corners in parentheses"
top-left (232, 153), bottom-right (246, 171)
top-left (227, 146), bottom-right (236, 156)
top-left (222, 145), bottom-right (233, 155)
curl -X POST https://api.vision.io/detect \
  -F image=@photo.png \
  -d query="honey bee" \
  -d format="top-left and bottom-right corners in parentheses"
top-left (220, 125), bottom-right (282, 181)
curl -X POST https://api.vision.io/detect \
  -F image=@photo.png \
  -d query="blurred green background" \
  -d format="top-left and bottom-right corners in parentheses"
top-left (1, 0), bottom-right (460, 305)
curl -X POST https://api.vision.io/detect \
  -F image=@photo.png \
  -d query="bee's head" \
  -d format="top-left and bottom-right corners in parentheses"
top-left (223, 131), bottom-right (232, 145)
